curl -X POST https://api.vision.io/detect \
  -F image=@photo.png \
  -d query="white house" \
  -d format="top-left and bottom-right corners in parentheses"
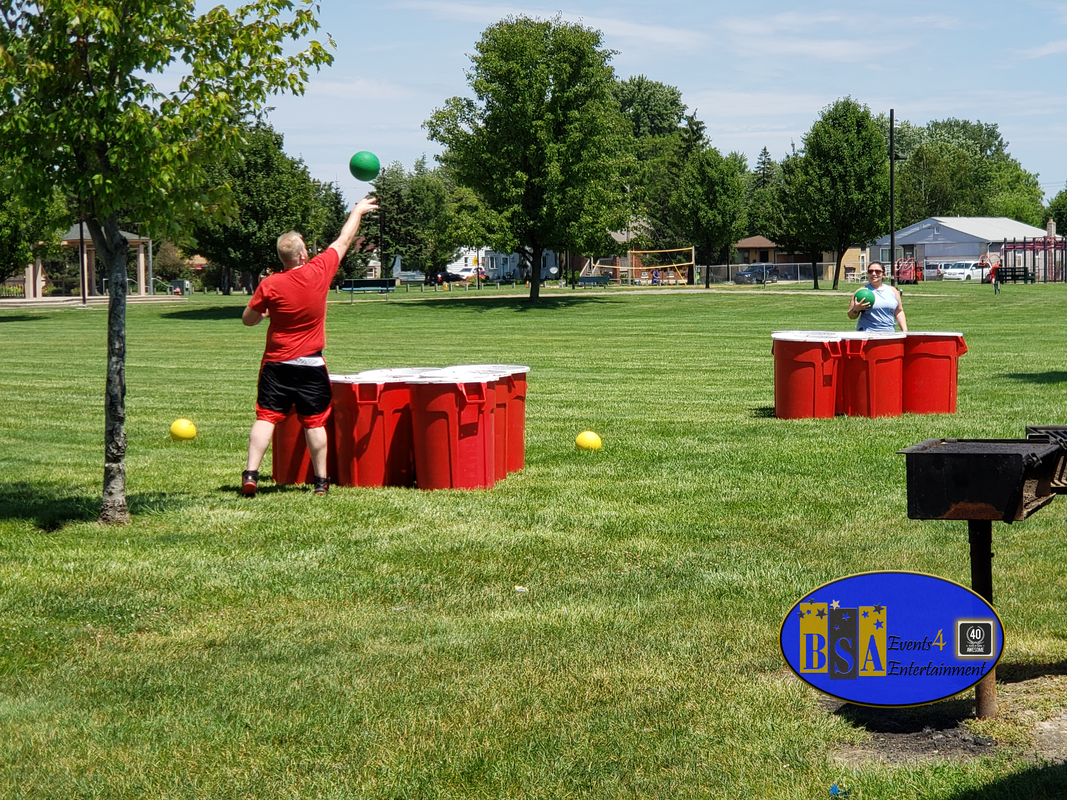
top-left (446, 247), bottom-right (561, 280)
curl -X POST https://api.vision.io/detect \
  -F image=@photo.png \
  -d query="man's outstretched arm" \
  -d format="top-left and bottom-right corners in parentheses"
top-left (329, 196), bottom-right (379, 261)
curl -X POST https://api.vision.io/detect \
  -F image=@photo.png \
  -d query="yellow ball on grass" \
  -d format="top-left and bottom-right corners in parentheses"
top-left (575, 431), bottom-right (602, 451)
top-left (170, 418), bottom-right (197, 441)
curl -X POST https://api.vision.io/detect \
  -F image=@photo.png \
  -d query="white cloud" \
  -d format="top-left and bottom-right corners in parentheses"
top-left (305, 77), bottom-right (419, 102)
top-left (1018, 39), bottom-right (1067, 58)
top-left (395, 1), bottom-right (705, 48)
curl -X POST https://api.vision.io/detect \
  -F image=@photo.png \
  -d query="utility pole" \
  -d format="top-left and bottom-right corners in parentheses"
top-left (889, 108), bottom-right (896, 286)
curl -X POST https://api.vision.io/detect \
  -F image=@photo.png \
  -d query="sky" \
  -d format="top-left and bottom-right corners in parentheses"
top-left (263, 0), bottom-right (1067, 205)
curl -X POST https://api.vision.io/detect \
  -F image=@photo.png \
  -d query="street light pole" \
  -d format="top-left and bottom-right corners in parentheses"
top-left (889, 108), bottom-right (896, 286)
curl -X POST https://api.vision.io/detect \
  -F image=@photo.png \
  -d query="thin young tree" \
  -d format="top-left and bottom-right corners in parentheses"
top-left (0, 1), bottom-right (333, 523)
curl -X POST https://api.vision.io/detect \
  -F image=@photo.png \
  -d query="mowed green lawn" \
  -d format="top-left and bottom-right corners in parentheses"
top-left (2, 282), bottom-right (1066, 798)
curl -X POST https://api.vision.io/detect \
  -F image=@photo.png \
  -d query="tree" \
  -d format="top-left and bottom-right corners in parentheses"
top-left (770, 149), bottom-right (830, 290)
top-left (613, 75), bottom-right (686, 139)
top-left (1049, 184), bottom-right (1067, 235)
top-left (425, 15), bottom-right (631, 300)
top-left (882, 115), bottom-right (1045, 227)
top-left (0, 1), bottom-right (333, 523)
top-left (896, 141), bottom-right (987, 225)
top-left (744, 146), bottom-right (780, 238)
top-left (669, 147), bottom-right (746, 267)
top-left (0, 157), bottom-right (66, 284)
top-left (793, 99), bottom-right (888, 290)
top-left (190, 123), bottom-right (342, 294)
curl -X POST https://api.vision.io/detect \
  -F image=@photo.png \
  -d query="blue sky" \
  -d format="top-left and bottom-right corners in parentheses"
top-left (264, 1), bottom-right (1067, 205)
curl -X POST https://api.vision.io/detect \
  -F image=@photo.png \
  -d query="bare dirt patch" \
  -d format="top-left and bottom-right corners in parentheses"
top-left (827, 674), bottom-right (1067, 767)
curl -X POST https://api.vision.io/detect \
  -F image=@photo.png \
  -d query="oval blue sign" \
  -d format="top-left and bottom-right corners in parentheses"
top-left (780, 571), bottom-right (1004, 707)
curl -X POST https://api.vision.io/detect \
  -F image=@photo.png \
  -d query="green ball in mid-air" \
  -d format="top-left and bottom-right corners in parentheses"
top-left (854, 287), bottom-right (876, 308)
top-left (349, 151), bottom-right (380, 181)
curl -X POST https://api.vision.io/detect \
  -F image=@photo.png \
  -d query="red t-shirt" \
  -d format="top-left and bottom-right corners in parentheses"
top-left (248, 248), bottom-right (339, 363)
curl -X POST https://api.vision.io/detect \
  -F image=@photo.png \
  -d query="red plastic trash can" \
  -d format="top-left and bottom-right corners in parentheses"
top-left (460, 364), bottom-right (530, 478)
top-left (271, 410), bottom-right (335, 485)
top-left (771, 332), bottom-right (842, 419)
top-left (837, 332), bottom-right (905, 418)
top-left (331, 368), bottom-right (430, 487)
top-left (902, 332), bottom-right (967, 414)
top-left (409, 368), bottom-right (496, 490)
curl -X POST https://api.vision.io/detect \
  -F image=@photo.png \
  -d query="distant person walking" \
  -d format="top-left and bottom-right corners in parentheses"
top-left (847, 261), bottom-right (907, 332)
top-left (240, 196), bottom-right (377, 496)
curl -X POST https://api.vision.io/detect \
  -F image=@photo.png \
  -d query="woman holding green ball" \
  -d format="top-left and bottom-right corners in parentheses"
top-left (847, 261), bottom-right (907, 332)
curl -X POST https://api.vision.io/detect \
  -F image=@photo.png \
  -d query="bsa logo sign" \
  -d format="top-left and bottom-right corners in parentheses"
top-left (780, 572), bottom-right (1004, 707)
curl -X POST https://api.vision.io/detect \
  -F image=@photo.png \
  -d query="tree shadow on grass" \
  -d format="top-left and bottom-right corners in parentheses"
top-left (0, 314), bottom-right (50, 323)
top-left (0, 482), bottom-right (197, 531)
top-left (161, 305), bottom-right (245, 321)
top-left (1002, 371), bottom-right (1067, 385)
top-left (997, 660), bottom-right (1067, 683)
top-left (945, 763), bottom-right (1067, 799)
top-left (387, 293), bottom-right (620, 314)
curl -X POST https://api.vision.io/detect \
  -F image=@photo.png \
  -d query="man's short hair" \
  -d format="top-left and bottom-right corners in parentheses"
top-left (277, 231), bottom-right (306, 266)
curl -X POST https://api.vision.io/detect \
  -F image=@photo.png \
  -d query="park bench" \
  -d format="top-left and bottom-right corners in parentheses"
top-left (337, 278), bottom-right (397, 295)
top-left (994, 265), bottom-right (1034, 284)
top-left (578, 275), bottom-right (610, 287)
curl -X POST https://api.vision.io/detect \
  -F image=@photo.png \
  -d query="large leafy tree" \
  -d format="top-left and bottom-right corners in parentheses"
top-left (190, 123), bottom-right (345, 294)
top-left (0, 1), bottom-right (333, 523)
top-left (614, 76), bottom-right (706, 254)
top-left (769, 149), bottom-right (830, 290)
top-left (613, 75), bottom-right (686, 139)
top-left (365, 158), bottom-right (466, 275)
top-left (425, 15), bottom-right (631, 300)
top-left (792, 98), bottom-right (888, 290)
top-left (669, 146), bottom-right (746, 267)
top-left (0, 157), bottom-right (66, 283)
top-left (885, 116), bottom-right (1045, 227)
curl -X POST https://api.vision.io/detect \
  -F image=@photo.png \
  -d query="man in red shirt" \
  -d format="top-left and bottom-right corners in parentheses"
top-left (241, 195), bottom-right (377, 496)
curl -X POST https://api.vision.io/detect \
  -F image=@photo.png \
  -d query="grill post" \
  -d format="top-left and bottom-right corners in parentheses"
top-left (968, 520), bottom-right (997, 719)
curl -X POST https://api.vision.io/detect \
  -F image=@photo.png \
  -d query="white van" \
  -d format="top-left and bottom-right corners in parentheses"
top-left (942, 261), bottom-right (986, 281)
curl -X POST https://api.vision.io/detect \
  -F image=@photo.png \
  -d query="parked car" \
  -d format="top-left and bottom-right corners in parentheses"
top-left (425, 270), bottom-right (465, 285)
top-left (734, 264), bottom-right (779, 284)
top-left (921, 263), bottom-right (945, 281)
top-left (942, 261), bottom-right (984, 281)
top-left (455, 266), bottom-right (486, 281)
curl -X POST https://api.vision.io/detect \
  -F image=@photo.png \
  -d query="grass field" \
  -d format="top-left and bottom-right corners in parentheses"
top-left (2, 281), bottom-right (1067, 798)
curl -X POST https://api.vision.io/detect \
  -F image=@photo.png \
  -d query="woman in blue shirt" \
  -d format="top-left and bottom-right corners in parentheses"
top-left (847, 262), bottom-right (907, 332)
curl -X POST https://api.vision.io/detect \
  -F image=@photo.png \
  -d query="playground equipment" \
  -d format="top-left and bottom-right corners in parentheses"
top-left (894, 256), bottom-right (921, 284)
top-left (626, 247), bottom-right (695, 285)
top-left (977, 254), bottom-right (1000, 284)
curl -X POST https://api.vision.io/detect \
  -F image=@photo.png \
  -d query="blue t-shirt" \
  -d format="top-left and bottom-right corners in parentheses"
top-left (856, 284), bottom-right (898, 332)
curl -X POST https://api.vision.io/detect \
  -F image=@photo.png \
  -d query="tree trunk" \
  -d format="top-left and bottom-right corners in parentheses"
top-left (528, 243), bottom-right (543, 301)
top-left (811, 251), bottom-right (820, 290)
top-left (831, 248), bottom-right (845, 291)
top-left (88, 215), bottom-right (131, 524)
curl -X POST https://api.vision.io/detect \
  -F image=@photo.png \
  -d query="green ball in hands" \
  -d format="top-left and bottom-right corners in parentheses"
top-left (349, 151), bottom-right (380, 182)
top-left (854, 287), bottom-right (876, 308)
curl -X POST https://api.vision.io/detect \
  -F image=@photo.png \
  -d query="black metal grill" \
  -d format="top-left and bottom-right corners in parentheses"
top-left (897, 438), bottom-right (1061, 523)
top-left (1025, 426), bottom-right (1067, 494)
top-left (897, 430), bottom-right (1065, 718)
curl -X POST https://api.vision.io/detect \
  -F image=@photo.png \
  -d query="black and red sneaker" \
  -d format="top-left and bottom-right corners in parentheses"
top-left (241, 470), bottom-right (259, 497)
top-left (313, 476), bottom-right (329, 495)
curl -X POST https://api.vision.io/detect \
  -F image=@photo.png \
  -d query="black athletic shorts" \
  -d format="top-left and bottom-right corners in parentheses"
top-left (255, 360), bottom-right (332, 426)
